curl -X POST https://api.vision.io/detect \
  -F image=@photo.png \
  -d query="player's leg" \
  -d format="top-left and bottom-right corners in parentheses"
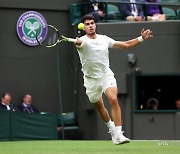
top-left (105, 86), bottom-right (130, 144)
top-left (93, 97), bottom-right (110, 123)
top-left (83, 75), bottom-right (123, 144)
top-left (93, 97), bottom-right (116, 144)
top-left (83, 76), bottom-right (110, 122)
top-left (105, 86), bottom-right (122, 126)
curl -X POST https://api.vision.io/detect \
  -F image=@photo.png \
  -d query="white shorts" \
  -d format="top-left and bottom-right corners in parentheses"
top-left (83, 74), bottom-right (117, 103)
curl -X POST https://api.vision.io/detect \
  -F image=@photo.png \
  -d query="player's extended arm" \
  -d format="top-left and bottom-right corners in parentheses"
top-left (113, 29), bottom-right (153, 49)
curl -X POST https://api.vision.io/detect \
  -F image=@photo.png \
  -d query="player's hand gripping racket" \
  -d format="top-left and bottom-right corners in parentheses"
top-left (35, 25), bottom-right (76, 48)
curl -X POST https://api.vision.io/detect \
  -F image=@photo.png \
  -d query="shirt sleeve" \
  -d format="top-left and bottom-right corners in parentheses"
top-left (104, 35), bottom-right (116, 48)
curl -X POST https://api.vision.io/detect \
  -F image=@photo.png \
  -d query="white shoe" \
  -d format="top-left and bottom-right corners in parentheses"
top-left (115, 131), bottom-right (130, 145)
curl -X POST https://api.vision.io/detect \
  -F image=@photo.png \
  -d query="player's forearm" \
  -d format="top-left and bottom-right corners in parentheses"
top-left (125, 36), bottom-right (144, 48)
top-left (124, 38), bottom-right (141, 48)
top-left (114, 37), bottom-right (143, 49)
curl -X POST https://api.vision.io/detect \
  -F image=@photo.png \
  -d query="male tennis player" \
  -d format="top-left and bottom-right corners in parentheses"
top-left (75, 14), bottom-right (153, 144)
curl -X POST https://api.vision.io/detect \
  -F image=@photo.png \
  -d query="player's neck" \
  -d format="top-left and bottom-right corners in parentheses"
top-left (86, 33), bottom-right (97, 39)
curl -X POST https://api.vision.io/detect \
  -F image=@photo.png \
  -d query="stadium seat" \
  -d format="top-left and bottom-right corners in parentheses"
top-left (107, 4), bottom-right (122, 20)
top-left (162, 7), bottom-right (177, 20)
top-left (62, 112), bottom-right (79, 130)
top-left (177, 8), bottom-right (180, 20)
top-left (57, 112), bottom-right (79, 131)
top-left (69, 4), bottom-right (82, 26)
top-left (57, 112), bottom-right (80, 139)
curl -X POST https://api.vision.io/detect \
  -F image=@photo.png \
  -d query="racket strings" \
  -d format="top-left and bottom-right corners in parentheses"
top-left (43, 27), bottom-right (59, 46)
top-left (36, 25), bottom-right (59, 47)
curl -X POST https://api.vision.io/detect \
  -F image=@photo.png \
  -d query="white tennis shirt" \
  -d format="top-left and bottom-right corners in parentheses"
top-left (77, 34), bottom-right (116, 78)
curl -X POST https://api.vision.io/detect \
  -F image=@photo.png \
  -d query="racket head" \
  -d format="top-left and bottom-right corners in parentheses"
top-left (35, 25), bottom-right (61, 48)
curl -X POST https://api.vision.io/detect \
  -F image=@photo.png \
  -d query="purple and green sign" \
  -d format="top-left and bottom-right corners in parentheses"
top-left (16, 11), bottom-right (47, 46)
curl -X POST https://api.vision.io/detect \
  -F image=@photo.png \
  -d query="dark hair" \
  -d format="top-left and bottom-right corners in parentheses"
top-left (1, 92), bottom-right (11, 99)
top-left (81, 14), bottom-right (95, 23)
top-left (22, 93), bottom-right (32, 100)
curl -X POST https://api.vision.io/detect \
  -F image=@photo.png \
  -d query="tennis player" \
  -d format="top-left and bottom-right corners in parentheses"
top-left (75, 14), bottom-right (153, 144)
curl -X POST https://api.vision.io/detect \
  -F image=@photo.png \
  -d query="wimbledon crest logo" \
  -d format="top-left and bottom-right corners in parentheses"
top-left (16, 11), bottom-right (47, 46)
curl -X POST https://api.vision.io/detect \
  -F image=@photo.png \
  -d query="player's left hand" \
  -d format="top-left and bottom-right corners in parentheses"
top-left (141, 29), bottom-right (153, 40)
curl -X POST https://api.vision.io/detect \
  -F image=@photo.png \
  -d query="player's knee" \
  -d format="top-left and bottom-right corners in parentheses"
top-left (109, 96), bottom-right (118, 106)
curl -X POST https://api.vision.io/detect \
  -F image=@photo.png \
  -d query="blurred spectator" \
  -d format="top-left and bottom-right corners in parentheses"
top-left (84, 0), bottom-right (116, 22)
top-left (145, 0), bottom-right (166, 21)
top-left (119, 0), bottom-right (144, 21)
top-left (0, 92), bottom-right (16, 112)
top-left (146, 98), bottom-right (159, 110)
top-left (17, 94), bottom-right (39, 114)
top-left (175, 98), bottom-right (180, 110)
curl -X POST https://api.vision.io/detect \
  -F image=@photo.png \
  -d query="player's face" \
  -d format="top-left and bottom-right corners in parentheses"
top-left (84, 20), bottom-right (96, 36)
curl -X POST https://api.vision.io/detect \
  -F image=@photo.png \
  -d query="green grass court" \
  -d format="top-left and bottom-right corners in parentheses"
top-left (0, 140), bottom-right (180, 154)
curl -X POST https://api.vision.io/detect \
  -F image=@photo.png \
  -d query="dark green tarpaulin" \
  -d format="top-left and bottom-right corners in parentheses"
top-left (0, 112), bottom-right (58, 141)
top-left (0, 112), bottom-right (11, 140)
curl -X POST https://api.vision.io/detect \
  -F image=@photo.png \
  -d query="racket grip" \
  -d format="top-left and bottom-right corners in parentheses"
top-left (67, 38), bottom-right (77, 43)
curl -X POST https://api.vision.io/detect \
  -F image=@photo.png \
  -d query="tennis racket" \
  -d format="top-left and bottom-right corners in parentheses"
top-left (35, 24), bottom-right (76, 48)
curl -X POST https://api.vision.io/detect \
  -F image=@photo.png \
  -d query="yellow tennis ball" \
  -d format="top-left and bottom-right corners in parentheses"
top-left (78, 23), bottom-right (84, 30)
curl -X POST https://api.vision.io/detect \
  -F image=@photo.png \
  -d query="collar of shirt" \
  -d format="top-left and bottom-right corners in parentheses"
top-left (23, 103), bottom-right (30, 108)
top-left (2, 102), bottom-right (10, 110)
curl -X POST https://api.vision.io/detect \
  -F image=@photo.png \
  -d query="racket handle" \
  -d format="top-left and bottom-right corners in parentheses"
top-left (61, 35), bottom-right (76, 43)
top-left (66, 38), bottom-right (77, 43)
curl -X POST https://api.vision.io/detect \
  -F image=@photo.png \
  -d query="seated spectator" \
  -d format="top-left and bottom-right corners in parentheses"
top-left (0, 92), bottom-right (16, 112)
top-left (119, 0), bottom-right (144, 21)
top-left (84, 0), bottom-right (116, 22)
top-left (175, 98), bottom-right (180, 110)
top-left (145, 0), bottom-right (166, 21)
top-left (146, 98), bottom-right (159, 110)
top-left (17, 93), bottom-right (39, 114)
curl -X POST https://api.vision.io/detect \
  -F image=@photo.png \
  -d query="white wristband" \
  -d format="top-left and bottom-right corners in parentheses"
top-left (137, 36), bottom-right (144, 43)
